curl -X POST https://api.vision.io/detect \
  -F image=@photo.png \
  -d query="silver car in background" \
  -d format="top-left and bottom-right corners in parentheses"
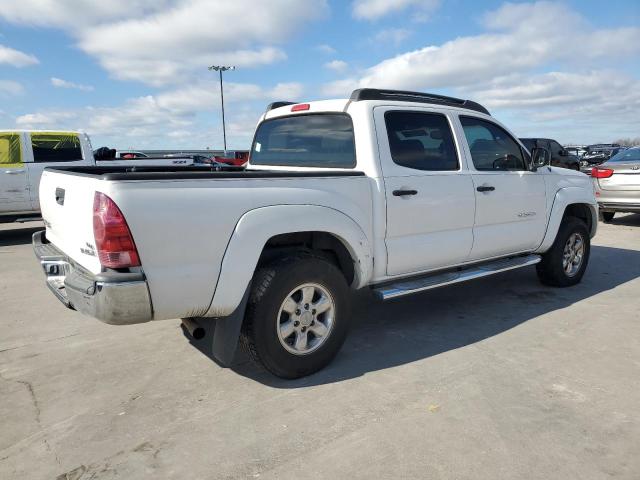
top-left (592, 147), bottom-right (640, 222)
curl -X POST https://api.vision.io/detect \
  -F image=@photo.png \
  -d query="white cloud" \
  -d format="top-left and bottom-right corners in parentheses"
top-left (0, 0), bottom-right (169, 28)
top-left (0, 0), bottom-right (328, 86)
top-left (324, 60), bottom-right (348, 73)
top-left (0, 44), bottom-right (39, 67)
top-left (322, 78), bottom-right (360, 97)
top-left (268, 82), bottom-right (305, 101)
top-left (51, 77), bottom-right (94, 92)
top-left (467, 71), bottom-right (640, 133)
top-left (14, 80), bottom-right (303, 148)
top-left (316, 44), bottom-right (336, 55)
top-left (324, 2), bottom-right (640, 143)
top-left (371, 28), bottom-right (412, 46)
top-left (153, 81), bottom-right (304, 113)
top-left (487, 75), bottom-right (640, 143)
top-left (0, 80), bottom-right (25, 96)
top-left (352, 0), bottom-right (440, 21)
top-left (16, 111), bottom-right (76, 125)
top-left (350, 2), bottom-right (640, 91)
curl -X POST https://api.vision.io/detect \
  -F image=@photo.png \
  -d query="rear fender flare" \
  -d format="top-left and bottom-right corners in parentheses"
top-left (205, 204), bottom-right (373, 317)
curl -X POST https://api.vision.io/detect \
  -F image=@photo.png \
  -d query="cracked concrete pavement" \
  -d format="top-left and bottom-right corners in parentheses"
top-left (1, 216), bottom-right (639, 479)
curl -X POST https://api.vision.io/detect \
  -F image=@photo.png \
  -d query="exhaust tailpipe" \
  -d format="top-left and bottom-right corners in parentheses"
top-left (182, 318), bottom-right (206, 340)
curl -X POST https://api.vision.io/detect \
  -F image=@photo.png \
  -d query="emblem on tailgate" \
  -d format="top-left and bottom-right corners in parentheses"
top-left (80, 242), bottom-right (96, 257)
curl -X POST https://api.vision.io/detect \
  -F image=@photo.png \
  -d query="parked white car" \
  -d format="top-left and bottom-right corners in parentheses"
top-left (0, 130), bottom-right (202, 221)
top-left (33, 89), bottom-right (598, 378)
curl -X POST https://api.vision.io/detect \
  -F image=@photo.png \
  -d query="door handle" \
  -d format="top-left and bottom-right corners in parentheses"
top-left (476, 185), bottom-right (495, 192)
top-left (55, 188), bottom-right (65, 205)
top-left (392, 189), bottom-right (418, 197)
top-left (4, 169), bottom-right (25, 174)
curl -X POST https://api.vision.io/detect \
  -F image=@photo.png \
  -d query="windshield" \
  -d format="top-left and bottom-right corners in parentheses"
top-left (608, 148), bottom-right (640, 162)
top-left (251, 114), bottom-right (356, 168)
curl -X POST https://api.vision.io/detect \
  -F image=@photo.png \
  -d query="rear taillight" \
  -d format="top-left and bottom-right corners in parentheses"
top-left (591, 168), bottom-right (614, 178)
top-left (93, 192), bottom-right (140, 268)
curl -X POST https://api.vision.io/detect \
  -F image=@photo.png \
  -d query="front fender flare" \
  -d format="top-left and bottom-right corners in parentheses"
top-left (204, 204), bottom-right (373, 318)
top-left (535, 187), bottom-right (598, 253)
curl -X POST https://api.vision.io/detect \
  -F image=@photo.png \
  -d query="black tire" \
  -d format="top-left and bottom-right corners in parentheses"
top-left (536, 216), bottom-right (590, 287)
top-left (241, 253), bottom-right (351, 379)
top-left (600, 211), bottom-right (615, 223)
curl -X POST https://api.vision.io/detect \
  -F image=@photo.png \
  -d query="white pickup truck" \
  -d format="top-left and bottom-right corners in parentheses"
top-left (0, 130), bottom-right (200, 221)
top-left (33, 89), bottom-right (598, 378)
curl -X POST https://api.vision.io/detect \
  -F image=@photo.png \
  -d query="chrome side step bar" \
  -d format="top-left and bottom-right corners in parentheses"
top-left (373, 254), bottom-right (541, 300)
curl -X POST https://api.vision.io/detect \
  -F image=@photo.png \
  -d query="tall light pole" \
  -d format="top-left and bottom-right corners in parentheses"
top-left (208, 65), bottom-right (235, 156)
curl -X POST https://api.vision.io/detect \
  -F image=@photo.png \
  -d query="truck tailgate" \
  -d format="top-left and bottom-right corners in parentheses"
top-left (39, 169), bottom-right (103, 274)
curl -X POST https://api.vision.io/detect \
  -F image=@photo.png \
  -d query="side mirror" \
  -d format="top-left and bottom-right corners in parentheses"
top-left (559, 149), bottom-right (569, 156)
top-left (530, 147), bottom-right (550, 171)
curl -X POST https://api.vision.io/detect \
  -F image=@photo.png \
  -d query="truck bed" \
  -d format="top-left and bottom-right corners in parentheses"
top-left (38, 165), bottom-right (373, 320)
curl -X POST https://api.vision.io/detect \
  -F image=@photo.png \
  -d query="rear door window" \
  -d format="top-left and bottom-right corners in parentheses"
top-left (251, 114), bottom-right (356, 168)
top-left (384, 111), bottom-right (459, 171)
top-left (31, 132), bottom-right (82, 163)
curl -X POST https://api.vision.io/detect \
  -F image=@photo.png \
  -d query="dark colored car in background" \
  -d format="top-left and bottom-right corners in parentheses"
top-left (520, 138), bottom-right (580, 170)
top-left (565, 146), bottom-right (587, 159)
top-left (580, 144), bottom-right (627, 174)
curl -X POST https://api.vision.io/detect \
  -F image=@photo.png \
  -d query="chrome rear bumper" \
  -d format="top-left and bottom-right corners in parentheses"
top-left (598, 202), bottom-right (640, 213)
top-left (33, 231), bottom-right (153, 325)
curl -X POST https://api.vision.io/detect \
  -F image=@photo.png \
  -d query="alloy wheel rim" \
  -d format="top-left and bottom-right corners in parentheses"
top-left (276, 283), bottom-right (335, 355)
top-left (562, 232), bottom-right (585, 277)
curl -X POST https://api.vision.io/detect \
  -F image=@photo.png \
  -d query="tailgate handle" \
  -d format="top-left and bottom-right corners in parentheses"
top-left (55, 188), bottom-right (65, 205)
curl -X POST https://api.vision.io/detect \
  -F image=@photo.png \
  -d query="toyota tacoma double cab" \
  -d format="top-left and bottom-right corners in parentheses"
top-left (33, 89), bottom-right (598, 378)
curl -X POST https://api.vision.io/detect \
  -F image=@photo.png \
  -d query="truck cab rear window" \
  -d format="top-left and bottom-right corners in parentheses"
top-left (31, 133), bottom-right (82, 163)
top-left (251, 114), bottom-right (356, 168)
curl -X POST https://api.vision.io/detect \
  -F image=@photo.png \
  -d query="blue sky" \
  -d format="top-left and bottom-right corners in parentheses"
top-left (0, 0), bottom-right (638, 149)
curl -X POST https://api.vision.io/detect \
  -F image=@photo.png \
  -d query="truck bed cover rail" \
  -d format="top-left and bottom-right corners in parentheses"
top-left (44, 165), bottom-right (366, 181)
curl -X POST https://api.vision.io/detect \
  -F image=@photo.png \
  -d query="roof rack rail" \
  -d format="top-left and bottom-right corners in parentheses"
top-left (266, 101), bottom-right (296, 112)
top-left (350, 88), bottom-right (490, 115)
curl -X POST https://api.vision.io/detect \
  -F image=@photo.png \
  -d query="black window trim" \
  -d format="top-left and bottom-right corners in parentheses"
top-left (30, 132), bottom-right (83, 164)
top-left (384, 109), bottom-right (461, 172)
top-left (459, 115), bottom-right (532, 172)
top-left (0, 132), bottom-right (23, 166)
top-left (250, 112), bottom-right (357, 169)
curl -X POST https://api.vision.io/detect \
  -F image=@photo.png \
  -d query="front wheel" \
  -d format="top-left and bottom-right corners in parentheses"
top-left (241, 254), bottom-right (351, 379)
top-left (536, 217), bottom-right (590, 287)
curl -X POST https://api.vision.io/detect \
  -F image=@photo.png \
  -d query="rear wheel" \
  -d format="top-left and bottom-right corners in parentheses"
top-left (241, 253), bottom-right (351, 379)
top-left (536, 217), bottom-right (590, 287)
top-left (600, 211), bottom-right (615, 223)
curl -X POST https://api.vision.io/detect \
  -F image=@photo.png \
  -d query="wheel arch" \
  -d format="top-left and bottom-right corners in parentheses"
top-left (204, 204), bottom-right (373, 318)
top-left (535, 187), bottom-right (598, 254)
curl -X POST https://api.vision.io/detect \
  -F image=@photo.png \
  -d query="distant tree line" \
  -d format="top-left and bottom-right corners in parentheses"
top-left (612, 138), bottom-right (640, 147)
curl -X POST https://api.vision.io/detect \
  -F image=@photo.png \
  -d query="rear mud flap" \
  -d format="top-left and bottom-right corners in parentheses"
top-left (211, 286), bottom-right (250, 366)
